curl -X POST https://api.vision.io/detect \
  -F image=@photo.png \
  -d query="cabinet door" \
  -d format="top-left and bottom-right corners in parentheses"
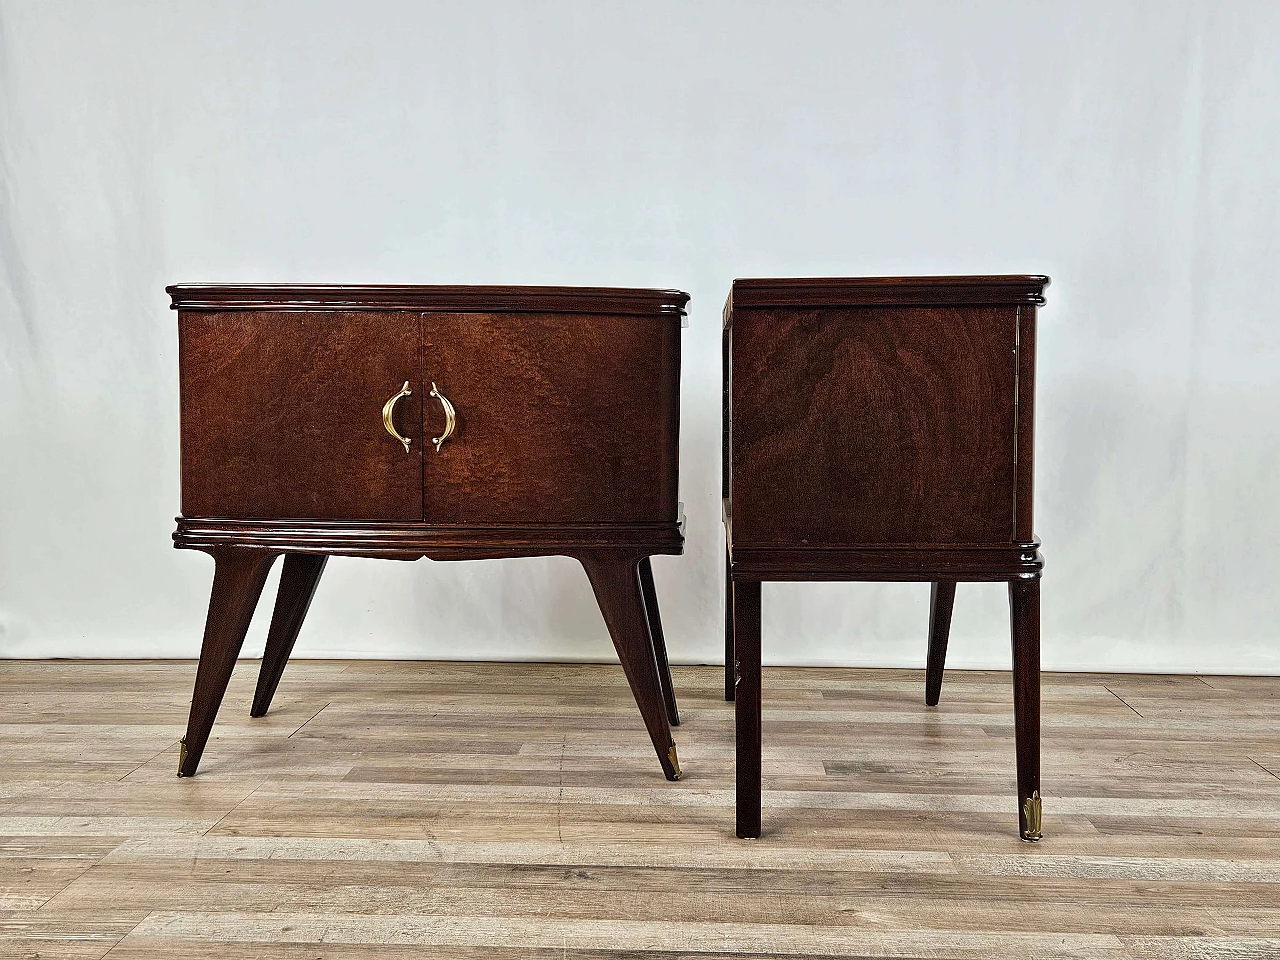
top-left (179, 311), bottom-right (422, 520)
top-left (422, 313), bottom-right (679, 523)
top-left (731, 305), bottom-right (1017, 545)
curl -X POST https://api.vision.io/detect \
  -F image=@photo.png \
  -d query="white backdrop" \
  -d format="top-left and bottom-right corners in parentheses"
top-left (2, 0), bottom-right (1278, 673)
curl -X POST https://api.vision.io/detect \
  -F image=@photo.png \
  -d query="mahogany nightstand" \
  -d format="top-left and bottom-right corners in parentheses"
top-left (170, 284), bottom-right (687, 782)
top-left (723, 275), bottom-right (1049, 840)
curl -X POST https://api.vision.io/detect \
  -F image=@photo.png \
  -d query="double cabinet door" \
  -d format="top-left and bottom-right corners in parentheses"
top-left (178, 310), bottom-right (679, 524)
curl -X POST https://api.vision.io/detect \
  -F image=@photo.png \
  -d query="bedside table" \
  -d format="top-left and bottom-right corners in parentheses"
top-left (169, 284), bottom-right (687, 782)
top-left (723, 275), bottom-right (1049, 840)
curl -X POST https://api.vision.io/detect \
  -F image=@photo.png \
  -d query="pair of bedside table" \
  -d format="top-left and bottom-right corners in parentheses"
top-left (170, 276), bottom-right (1047, 842)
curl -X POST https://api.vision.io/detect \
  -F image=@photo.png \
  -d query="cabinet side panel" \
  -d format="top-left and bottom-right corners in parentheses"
top-left (723, 318), bottom-right (731, 502)
top-left (423, 313), bottom-right (679, 523)
top-left (178, 310), bottom-right (423, 520)
top-left (731, 305), bottom-right (1018, 546)
top-left (1014, 306), bottom-right (1037, 542)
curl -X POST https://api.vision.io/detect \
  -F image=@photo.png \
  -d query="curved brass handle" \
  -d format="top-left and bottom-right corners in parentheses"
top-left (430, 382), bottom-right (456, 453)
top-left (381, 381), bottom-right (413, 453)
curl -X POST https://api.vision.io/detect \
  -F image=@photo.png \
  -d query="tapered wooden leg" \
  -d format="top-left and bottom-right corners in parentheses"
top-left (734, 579), bottom-right (762, 838)
top-left (1009, 577), bottom-right (1042, 841)
top-left (725, 544), bottom-right (736, 702)
top-left (251, 553), bottom-right (328, 718)
top-left (179, 548), bottom-right (278, 777)
top-left (637, 557), bottom-right (679, 727)
top-left (925, 580), bottom-right (957, 706)
top-left (580, 553), bottom-right (681, 781)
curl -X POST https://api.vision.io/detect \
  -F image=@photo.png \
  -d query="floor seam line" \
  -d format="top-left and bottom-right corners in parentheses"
top-left (1248, 756), bottom-right (1280, 783)
top-left (202, 782), bottom-right (264, 838)
top-left (288, 701), bottom-right (332, 739)
top-left (97, 911), bottom-right (155, 959)
top-left (28, 836), bottom-right (130, 915)
top-left (119, 739), bottom-right (182, 782)
top-left (1102, 684), bottom-right (1144, 718)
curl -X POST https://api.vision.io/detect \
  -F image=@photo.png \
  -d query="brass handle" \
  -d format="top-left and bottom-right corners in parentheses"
top-left (430, 382), bottom-right (456, 453)
top-left (381, 381), bottom-right (413, 453)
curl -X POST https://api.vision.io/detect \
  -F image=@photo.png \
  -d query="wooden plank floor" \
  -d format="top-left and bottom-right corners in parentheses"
top-left (1, 660), bottom-right (1278, 959)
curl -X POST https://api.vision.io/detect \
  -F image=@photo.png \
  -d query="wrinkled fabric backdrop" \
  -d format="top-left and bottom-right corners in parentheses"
top-left (2, 1), bottom-right (1278, 672)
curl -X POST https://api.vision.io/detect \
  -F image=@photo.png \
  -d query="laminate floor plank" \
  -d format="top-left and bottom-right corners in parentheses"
top-left (0, 660), bottom-right (1276, 959)
top-left (0, 912), bottom-right (136, 959)
top-left (0, 836), bottom-right (120, 911)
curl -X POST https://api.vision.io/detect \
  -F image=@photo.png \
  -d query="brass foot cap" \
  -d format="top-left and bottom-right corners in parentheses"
top-left (176, 737), bottom-right (189, 778)
top-left (1021, 790), bottom-right (1042, 842)
top-left (666, 744), bottom-right (682, 781)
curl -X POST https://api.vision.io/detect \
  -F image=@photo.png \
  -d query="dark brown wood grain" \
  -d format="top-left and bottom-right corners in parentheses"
top-left (178, 311), bottom-right (423, 521)
top-left (578, 552), bottom-right (681, 782)
top-left (722, 321), bottom-right (732, 501)
top-left (638, 557), bottom-right (679, 727)
top-left (172, 285), bottom-right (689, 784)
top-left (733, 579), bottom-right (762, 839)
top-left (251, 553), bottom-right (328, 718)
top-left (724, 541), bottom-right (735, 702)
top-left (722, 275), bottom-right (1048, 841)
top-left (178, 547), bottom-right (277, 777)
top-left (173, 517), bottom-right (683, 559)
top-left (726, 275), bottom-right (1048, 311)
top-left (730, 305), bottom-right (1018, 547)
top-left (1014, 305), bottom-right (1038, 543)
top-left (1010, 577), bottom-right (1042, 841)
top-left (727, 541), bottom-right (1042, 581)
top-left (167, 284), bottom-right (690, 316)
top-left (723, 322), bottom-right (736, 704)
top-left (421, 313), bottom-right (679, 524)
top-left (924, 580), bottom-right (956, 706)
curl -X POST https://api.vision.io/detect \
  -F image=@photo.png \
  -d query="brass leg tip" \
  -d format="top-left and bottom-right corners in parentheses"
top-left (176, 737), bottom-right (189, 778)
top-left (667, 744), bottom-right (682, 781)
top-left (1021, 790), bottom-right (1042, 842)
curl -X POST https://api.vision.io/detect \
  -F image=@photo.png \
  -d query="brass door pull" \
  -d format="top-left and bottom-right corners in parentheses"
top-left (381, 381), bottom-right (413, 453)
top-left (430, 382), bottom-right (456, 452)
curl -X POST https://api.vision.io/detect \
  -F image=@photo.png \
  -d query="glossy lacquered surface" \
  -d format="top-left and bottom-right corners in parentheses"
top-left (168, 283), bottom-right (690, 315)
top-left (724, 275), bottom-right (1049, 841)
top-left (730, 305), bottom-right (1018, 546)
top-left (170, 284), bottom-right (689, 784)
top-left (178, 310), bottom-right (423, 520)
top-left (424, 312), bottom-right (679, 523)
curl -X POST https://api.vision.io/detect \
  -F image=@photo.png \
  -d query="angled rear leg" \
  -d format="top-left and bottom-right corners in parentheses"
top-left (579, 552), bottom-right (681, 781)
top-left (637, 557), bottom-right (679, 726)
top-left (251, 553), bottom-right (328, 718)
top-left (924, 580), bottom-right (957, 706)
top-left (179, 547), bottom-right (277, 777)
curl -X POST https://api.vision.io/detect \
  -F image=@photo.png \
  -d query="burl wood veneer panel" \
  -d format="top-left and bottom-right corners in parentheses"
top-left (178, 310), bottom-right (423, 521)
top-left (421, 312), bottom-right (680, 524)
top-left (730, 305), bottom-right (1018, 546)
